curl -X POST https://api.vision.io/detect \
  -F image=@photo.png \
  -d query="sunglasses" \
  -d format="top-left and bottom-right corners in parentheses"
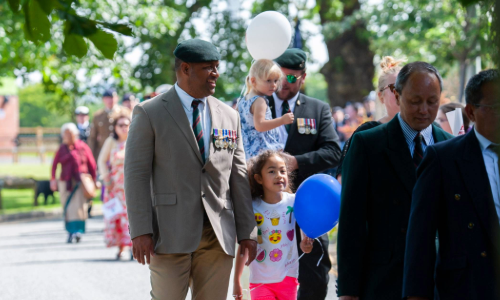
top-left (116, 123), bottom-right (130, 128)
top-left (380, 83), bottom-right (395, 93)
top-left (286, 74), bottom-right (304, 84)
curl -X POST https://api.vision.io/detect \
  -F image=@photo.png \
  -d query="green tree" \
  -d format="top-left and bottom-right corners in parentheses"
top-left (18, 84), bottom-right (71, 127)
top-left (5, 0), bottom-right (133, 59)
top-left (365, 0), bottom-right (494, 100)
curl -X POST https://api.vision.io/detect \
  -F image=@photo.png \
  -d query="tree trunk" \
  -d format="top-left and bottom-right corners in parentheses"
top-left (319, 0), bottom-right (374, 107)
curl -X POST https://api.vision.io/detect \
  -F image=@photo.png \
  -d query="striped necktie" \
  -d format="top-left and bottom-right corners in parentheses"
top-left (282, 100), bottom-right (291, 133)
top-left (191, 100), bottom-right (205, 163)
top-left (413, 132), bottom-right (424, 168)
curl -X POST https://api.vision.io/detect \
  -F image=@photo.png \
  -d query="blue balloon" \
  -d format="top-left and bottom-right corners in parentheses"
top-left (294, 174), bottom-right (341, 239)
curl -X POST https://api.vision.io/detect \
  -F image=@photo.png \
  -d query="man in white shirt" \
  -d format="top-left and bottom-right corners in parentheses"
top-left (124, 39), bottom-right (257, 300)
top-left (75, 106), bottom-right (91, 143)
top-left (404, 69), bottom-right (500, 300)
top-left (268, 49), bottom-right (342, 300)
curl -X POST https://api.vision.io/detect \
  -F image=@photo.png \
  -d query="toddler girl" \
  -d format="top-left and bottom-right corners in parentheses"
top-left (233, 150), bottom-right (313, 300)
top-left (238, 60), bottom-right (294, 159)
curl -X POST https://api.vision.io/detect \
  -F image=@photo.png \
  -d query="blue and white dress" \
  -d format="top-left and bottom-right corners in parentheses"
top-left (238, 95), bottom-right (283, 160)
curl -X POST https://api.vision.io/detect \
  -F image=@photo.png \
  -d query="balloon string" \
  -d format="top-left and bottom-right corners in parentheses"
top-left (315, 237), bottom-right (325, 267)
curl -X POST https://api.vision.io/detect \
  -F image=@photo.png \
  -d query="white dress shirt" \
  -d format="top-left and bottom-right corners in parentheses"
top-left (475, 128), bottom-right (500, 226)
top-left (175, 83), bottom-right (212, 161)
top-left (397, 113), bottom-right (435, 156)
top-left (77, 121), bottom-right (89, 130)
top-left (272, 92), bottom-right (300, 145)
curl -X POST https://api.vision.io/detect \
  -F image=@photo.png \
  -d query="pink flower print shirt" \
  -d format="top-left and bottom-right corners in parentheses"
top-left (250, 192), bottom-right (299, 284)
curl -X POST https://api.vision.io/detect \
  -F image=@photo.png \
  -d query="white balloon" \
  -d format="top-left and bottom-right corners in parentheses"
top-left (246, 11), bottom-right (292, 60)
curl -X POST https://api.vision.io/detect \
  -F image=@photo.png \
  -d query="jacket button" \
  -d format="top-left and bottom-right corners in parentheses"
top-left (481, 251), bottom-right (487, 258)
top-left (202, 193), bottom-right (206, 198)
top-left (202, 169), bottom-right (206, 173)
top-left (455, 194), bottom-right (460, 201)
top-left (468, 222), bottom-right (474, 229)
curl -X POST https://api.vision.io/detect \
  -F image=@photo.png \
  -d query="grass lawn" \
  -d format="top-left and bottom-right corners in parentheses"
top-left (0, 188), bottom-right (102, 215)
top-left (0, 164), bottom-right (53, 180)
top-left (0, 163), bottom-right (103, 214)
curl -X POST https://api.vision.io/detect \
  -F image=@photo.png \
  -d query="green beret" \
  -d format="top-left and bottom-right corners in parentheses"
top-left (274, 49), bottom-right (307, 70)
top-left (173, 39), bottom-right (221, 63)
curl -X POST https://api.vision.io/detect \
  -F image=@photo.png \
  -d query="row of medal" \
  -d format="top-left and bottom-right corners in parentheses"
top-left (213, 129), bottom-right (238, 149)
top-left (297, 118), bottom-right (318, 135)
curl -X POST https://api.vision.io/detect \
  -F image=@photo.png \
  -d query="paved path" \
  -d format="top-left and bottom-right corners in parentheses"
top-left (0, 216), bottom-right (338, 300)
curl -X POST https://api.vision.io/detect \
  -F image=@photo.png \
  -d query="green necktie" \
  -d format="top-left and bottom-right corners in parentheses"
top-left (413, 132), bottom-right (423, 168)
top-left (191, 100), bottom-right (205, 164)
top-left (282, 100), bottom-right (291, 133)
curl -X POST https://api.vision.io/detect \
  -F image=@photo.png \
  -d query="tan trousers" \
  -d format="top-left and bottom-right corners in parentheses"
top-left (149, 222), bottom-right (233, 300)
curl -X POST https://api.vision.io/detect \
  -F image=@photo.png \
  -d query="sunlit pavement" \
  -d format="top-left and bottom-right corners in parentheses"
top-left (0, 216), bottom-right (337, 300)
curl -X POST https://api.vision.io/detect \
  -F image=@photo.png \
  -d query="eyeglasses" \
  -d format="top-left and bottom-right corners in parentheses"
top-left (286, 74), bottom-right (304, 84)
top-left (117, 124), bottom-right (130, 128)
top-left (380, 83), bottom-right (395, 93)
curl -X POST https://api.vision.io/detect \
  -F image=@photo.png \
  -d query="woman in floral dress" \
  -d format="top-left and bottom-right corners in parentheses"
top-left (97, 111), bottom-right (132, 260)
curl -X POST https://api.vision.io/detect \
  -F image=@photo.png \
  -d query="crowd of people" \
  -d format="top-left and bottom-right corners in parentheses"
top-left (46, 37), bottom-right (499, 300)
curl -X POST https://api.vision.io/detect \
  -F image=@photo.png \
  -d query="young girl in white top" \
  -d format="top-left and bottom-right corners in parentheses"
top-left (233, 150), bottom-right (313, 300)
top-left (238, 59), bottom-right (294, 159)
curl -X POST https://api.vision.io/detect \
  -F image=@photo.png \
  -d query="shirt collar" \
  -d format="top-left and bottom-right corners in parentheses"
top-left (474, 127), bottom-right (496, 152)
top-left (175, 83), bottom-right (207, 111)
top-left (272, 92), bottom-right (300, 109)
top-left (397, 113), bottom-right (433, 145)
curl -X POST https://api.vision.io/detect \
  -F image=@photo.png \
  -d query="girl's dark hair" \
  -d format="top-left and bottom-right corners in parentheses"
top-left (247, 150), bottom-right (294, 199)
top-left (111, 112), bottom-right (131, 140)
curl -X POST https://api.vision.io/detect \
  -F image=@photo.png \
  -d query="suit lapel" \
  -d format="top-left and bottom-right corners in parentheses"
top-left (284, 94), bottom-right (306, 150)
top-left (457, 130), bottom-right (500, 246)
top-left (384, 117), bottom-right (416, 196)
top-left (162, 88), bottom-right (203, 164)
top-left (432, 124), bottom-right (450, 143)
top-left (205, 96), bottom-right (221, 166)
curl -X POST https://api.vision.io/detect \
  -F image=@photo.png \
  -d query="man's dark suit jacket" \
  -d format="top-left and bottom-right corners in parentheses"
top-left (337, 116), bottom-right (453, 299)
top-left (268, 93), bottom-right (342, 295)
top-left (403, 129), bottom-right (500, 300)
top-left (267, 94), bottom-right (341, 189)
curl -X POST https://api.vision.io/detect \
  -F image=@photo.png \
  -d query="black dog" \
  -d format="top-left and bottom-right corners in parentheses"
top-left (35, 180), bottom-right (55, 205)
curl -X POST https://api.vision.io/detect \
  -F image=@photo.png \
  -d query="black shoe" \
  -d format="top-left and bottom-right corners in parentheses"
top-left (67, 234), bottom-right (73, 243)
top-left (75, 233), bottom-right (81, 243)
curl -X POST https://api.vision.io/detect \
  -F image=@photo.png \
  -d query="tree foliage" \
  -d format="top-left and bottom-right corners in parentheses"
top-left (366, 0), bottom-right (494, 72)
top-left (6, 0), bottom-right (133, 59)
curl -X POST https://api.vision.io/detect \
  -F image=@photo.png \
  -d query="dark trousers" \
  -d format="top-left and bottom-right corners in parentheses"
top-left (296, 228), bottom-right (332, 300)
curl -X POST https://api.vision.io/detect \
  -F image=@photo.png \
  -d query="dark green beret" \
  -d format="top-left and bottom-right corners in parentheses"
top-left (173, 39), bottom-right (221, 63)
top-left (274, 49), bottom-right (307, 70)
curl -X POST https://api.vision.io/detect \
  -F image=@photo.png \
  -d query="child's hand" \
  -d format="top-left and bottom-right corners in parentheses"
top-left (232, 282), bottom-right (244, 299)
top-left (281, 112), bottom-right (294, 125)
top-left (300, 236), bottom-right (314, 253)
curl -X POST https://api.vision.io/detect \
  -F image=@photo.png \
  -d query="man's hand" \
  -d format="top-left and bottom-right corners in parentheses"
top-left (239, 239), bottom-right (257, 266)
top-left (339, 296), bottom-right (359, 300)
top-left (300, 236), bottom-right (314, 253)
top-left (132, 234), bottom-right (155, 265)
top-left (281, 152), bottom-right (298, 171)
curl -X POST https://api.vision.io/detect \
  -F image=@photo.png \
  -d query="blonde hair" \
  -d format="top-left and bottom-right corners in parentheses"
top-left (245, 59), bottom-right (283, 95)
top-left (377, 56), bottom-right (407, 91)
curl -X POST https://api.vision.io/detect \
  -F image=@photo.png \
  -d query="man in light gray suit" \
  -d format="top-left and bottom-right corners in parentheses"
top-left (124, 39), bottom-right (257, 300)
